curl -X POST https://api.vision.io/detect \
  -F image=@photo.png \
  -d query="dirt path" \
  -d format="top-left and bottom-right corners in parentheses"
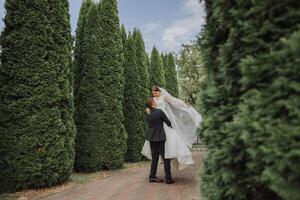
top-left (40, 151), bottom-right (205, 200)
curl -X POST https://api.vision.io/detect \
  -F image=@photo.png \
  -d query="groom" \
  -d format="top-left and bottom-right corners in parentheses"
top-left (145, 98), bottom-right (174, 184)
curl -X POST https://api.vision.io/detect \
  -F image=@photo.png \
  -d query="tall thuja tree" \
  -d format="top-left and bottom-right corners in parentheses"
top-left (0, 0), bottom-right (75, 192)
top-left (120, 24), bottom-right (127, 52)
top-left (98, 0), bottom-right (127, 169)
top-left (120, 24), bottom-right (127, 106)
top-left (199, 0), bottom-right (300, 200)
top-left (161, 52), bottom-right (167, 71)
top-left (149, 47), bottom-right (165, 87)
top-left (165, 53), bottom-right (179, 97)
top-left (145, 52), bottom-right (150, 78)
top-left (132, 28), bottom-right (149, 159)
top-left (161, 53), bottom-right (168, 84)
top-left (224, 2), bottom-right (300, 200)
top-left (229, 30), bottom-right (300, 200)
top-left (198, 0), bottom-right (247, 199)
top-left (123, 34), bottom-right (145, 161)
top-left (133, 28), bottom-right (150, 97)
top-left (73, 0), bottom-right (93, 99)
top-left (74, 3), bottom-right (106, 172)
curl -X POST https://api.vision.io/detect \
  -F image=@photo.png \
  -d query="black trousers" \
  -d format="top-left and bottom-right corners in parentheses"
top-left (149, 141), bottom-right (172, 181)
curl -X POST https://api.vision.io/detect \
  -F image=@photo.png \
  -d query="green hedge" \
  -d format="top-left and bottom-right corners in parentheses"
top-left (229, 29), bottom-right (300, 200)
top-left (123, 35), bottom-right (145, 162)
top-left (73, 2), bottom-right (106, 172)
top-left (149, 47), bottom-right (165, 87)
top-left (165, 53), bottom-right (179, 97)
top-left (0, 0), bottom-right (75, 192)
top-left (198, 0), bottom-right (300, 199)
top-left (97, 0), bottom-right (127, 169)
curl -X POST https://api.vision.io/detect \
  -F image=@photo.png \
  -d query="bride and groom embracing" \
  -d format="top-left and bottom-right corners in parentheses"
top-left (142, 86), bottom-right (202, 184)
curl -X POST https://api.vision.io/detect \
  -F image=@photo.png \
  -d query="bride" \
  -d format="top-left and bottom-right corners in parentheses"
top-left (141, 86), bottom-right (202, 169)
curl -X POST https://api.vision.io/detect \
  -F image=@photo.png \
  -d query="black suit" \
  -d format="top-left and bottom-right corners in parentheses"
top-left (147, 108), bottom-right (172, 142)
top-left (147, 108), bottom-right (172, 182)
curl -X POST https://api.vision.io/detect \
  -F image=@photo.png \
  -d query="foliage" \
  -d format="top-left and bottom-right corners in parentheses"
top-left (120, 24), bottom-right (127, 105)
top-left (229, 30), bottom-right (300, 200)
top-left (161, 52), bottom-right (167, 72)
top-left (132, 28), bottom-right (150, 159)
top-left (133, 28), bottom-right (150, 95)
top-left (164, 53), bottom-right (179, 97)
top-left (73, 0), bottom-right (93, 98)
top-left (177, 43), bottom-right (204, 107)
top-left (123, 34), bottom-right (145, 162)
top-left (145, 52), bottom-right (150, 77)
top-left (198, 0), bottom-right (300, 199)
top-left (73, 2), bottom-right (106, 172)
top-left (97, 0), bottom-right (127, 170)
top-left (121, 24), bottom-right (127, 48)
top-left (0, 0), bottom-right (75, 192)
top-left (149, 46), bottom-right (165, 87)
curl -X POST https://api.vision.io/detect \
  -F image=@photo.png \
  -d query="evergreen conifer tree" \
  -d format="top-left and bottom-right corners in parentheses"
top-left (161, 52), bottom-right (166, 71)
top-left (149, 47), bottom-right (165, 87)
top-left (229, 29), bottom-right (300, 200)
top-left (98, 0), bottom-right (127, 169)
top-left (121, 24), bottom-right (127, 50)
top-left (0, 0), bottom-right (75, 192)
top-left (145, 53), bottom-right (150, 80)
top-left (123, 34), bottom-right (145, 161)
top-left (133, 28), bottom-right (150, 98)
top-left (130, 28), bottom-right (150, 160)
top-left (73, 0), bottom-right (93, 99)
top-left (198, 1), bottom-right (300, 199)
top-left (73, 2), bottom-right (107, 172)
top-left (165, 53), bottom-right (179, 97)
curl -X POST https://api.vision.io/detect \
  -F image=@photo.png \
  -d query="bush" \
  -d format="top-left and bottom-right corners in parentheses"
top-left (97, 0), bottom-right (127, 169)
top-left (198, 1), bottom-right (300, 199)
top-left (149, 47), bottom-right (165, 87)
top-left (123, 35), bottom-right (145, 162)
top-left (165, 53), bottom-right (179, 97)
top-left (73, 2), bottom-right (106, 172)
top-left (0, 0), bottom-right (75, 192)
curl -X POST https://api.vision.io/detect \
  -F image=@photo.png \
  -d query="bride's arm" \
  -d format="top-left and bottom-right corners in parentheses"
top-left (145, 108), bottom-right (151, 114)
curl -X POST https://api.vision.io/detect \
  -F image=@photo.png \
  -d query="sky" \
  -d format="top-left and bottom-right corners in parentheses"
top-left (0, 0), bottom-right (205, 53)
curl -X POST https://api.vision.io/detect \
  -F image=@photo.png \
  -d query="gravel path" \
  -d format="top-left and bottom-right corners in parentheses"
top-left (40, 151), bottom-right (205, 200)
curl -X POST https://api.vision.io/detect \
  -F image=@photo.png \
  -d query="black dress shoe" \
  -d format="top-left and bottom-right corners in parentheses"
top-left (149, 177), bottom-right (163, 183)
top-left (165, 180), bottom-right (175, 184)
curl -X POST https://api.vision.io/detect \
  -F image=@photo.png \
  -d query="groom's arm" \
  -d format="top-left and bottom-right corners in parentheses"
top-left (161, 111), bottom-right (172, 128)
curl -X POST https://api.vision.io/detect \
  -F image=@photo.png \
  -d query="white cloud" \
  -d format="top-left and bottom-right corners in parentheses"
top-left (141, 22), bottom-right (164, 53)
top-left (142, 22), bottom-right (162, 34)
top-left (162, 0), bottom-right (205, 52)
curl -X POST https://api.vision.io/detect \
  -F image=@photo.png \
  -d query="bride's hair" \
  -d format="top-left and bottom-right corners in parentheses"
top-left (151, 85), bottom-right (161, 92)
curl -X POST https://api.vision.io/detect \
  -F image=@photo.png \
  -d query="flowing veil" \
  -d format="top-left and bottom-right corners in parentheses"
top-left (158, 87), bottom-right (202, 148)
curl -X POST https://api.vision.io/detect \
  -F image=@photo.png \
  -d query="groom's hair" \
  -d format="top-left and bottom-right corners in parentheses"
top-left (145, 98), bottom-right (155, 109)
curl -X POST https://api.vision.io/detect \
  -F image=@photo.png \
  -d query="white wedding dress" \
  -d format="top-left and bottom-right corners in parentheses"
top-left (141, 88), bottom-right (202, 169)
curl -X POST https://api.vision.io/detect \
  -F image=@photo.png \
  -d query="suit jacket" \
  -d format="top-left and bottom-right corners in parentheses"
top-left (147, 108), bottom-right (172, 142)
